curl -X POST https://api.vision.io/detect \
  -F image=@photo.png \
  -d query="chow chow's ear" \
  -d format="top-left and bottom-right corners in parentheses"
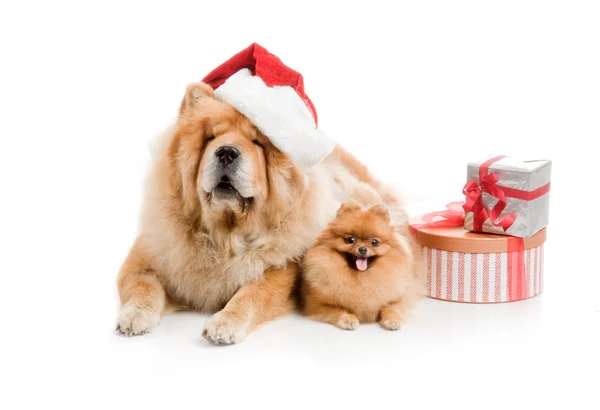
top-left (337, 200), bottom-right (362, 216)
top-left (368, 204), bottom-right (390, 221)
top-left (179, 82), bottom-right (214, 117)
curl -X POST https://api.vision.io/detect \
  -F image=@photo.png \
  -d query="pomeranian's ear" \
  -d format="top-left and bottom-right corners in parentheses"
top-left (368, 204), bottom-right (390, 221)
top-left (337, 200), bottom-right (362, 216)
top-left (179, 82), bottom-right (215, 117)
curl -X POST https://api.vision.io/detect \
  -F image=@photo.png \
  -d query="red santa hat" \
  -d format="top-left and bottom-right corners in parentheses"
top-left (202, 43), bottom-right (335, 171)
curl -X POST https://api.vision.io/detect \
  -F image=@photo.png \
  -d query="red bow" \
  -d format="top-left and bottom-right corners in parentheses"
top-left (462, 156), bottom-right (517, 232)
top-left (410, 202), bottom-right (466, 231)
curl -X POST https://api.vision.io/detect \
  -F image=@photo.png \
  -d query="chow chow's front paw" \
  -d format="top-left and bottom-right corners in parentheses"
top-left (116, 304), bottom-right (160, 336)
top-left (202, 313), bottom-right (248, 345)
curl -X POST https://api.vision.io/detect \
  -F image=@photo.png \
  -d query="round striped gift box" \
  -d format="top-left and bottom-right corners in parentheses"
top-left (410, 217), bottom-right (546, 303)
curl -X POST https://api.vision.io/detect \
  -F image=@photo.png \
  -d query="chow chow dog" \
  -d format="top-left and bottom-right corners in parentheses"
top-left (115, 81), bottom-right (419, 344)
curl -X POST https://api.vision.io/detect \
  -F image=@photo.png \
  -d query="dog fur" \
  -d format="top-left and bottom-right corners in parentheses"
top-left (301, 200), bottom-right (424, 331)
top-left (115, 81), bottom-right (421, 344)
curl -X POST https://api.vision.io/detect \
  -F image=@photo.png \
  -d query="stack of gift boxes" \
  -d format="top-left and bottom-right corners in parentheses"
top-left (409, 156), bottom-right (552, 303)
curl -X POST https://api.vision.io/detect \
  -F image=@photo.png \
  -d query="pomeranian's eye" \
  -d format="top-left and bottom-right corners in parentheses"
top-left (206, 136), bottom-right (216, 143)
top-left (371, 239), bottom-right (380, 247)
top-left (344, 236), bottom-right (356, 244)
top-left (252, 139), bottom-right (264, 148)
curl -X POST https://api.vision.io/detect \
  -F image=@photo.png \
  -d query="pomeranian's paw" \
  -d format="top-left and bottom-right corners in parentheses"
top-left (336, 314), bottom-right (360, 331)
top-left (379, 317), bottom-right (403, 331)
top-left (379, 303), bottom-right (408, 331)
top-left (202, 313), bottom-right (248, 345)
top-left (116, 304), bottom-right (160, 336)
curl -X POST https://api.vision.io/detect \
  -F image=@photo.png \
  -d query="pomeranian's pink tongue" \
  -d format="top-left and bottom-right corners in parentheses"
top-left (356, 257), bottom-right (368, 271)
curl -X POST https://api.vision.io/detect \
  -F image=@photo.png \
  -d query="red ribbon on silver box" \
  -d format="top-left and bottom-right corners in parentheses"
top-left (462, 155), bottom-right (551, 233)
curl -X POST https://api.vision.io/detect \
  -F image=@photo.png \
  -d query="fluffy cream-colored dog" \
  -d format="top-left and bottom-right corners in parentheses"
top-left (115, 81), bottom-right (419, 344)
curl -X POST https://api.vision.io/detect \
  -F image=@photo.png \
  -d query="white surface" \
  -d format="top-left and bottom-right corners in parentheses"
top-left (1, 1), bottom-right (599, 410)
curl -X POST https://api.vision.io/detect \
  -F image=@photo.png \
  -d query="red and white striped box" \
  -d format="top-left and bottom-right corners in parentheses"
top-left (410, 216), bottom-right (546, 303)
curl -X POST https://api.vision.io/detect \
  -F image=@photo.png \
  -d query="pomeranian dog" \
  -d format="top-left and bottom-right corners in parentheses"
top-left (301, 200), bottom-right (424, 331)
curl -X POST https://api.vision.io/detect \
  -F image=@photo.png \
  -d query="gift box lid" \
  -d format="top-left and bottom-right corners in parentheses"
top-left (410, 215), bottom-right (546, 253)
top-left (468, 156), bottom-right (551, 172)
top-left (467, 156), bottom-right (552, 193)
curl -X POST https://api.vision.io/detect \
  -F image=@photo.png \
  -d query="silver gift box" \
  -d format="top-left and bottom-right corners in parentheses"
top-left (464, 157), bottom-right (552, 238)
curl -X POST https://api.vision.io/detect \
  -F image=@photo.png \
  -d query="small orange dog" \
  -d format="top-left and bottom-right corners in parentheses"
top-left (301, 201), bottom-right (424, 331)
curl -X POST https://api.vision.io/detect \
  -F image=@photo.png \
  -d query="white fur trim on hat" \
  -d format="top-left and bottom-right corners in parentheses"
top-left (214, 69), bottom-right (335, 171)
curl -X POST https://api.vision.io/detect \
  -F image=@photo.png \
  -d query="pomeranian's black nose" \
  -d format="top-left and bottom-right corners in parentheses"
top-left (215, 146), bottom-right (240, 165)
top-left (358, 246), bottom-right (368, 256)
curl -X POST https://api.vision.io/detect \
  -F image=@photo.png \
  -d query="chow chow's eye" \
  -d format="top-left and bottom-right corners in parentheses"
top-left (344, 236), bottom-right (356, 244)
top-left (206, 135), bottom-right (215, 143)
top-left (371, 239), bottom-right (379, 247)
top-left (252, 139), bottom-right (263, 148)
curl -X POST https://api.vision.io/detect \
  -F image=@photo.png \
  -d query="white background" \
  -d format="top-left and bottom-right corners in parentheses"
top-left (1, 1), bottom-right (598, 409)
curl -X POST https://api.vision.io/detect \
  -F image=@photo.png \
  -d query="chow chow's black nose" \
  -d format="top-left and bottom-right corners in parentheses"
top-left (215, 146), bottom-right (240, 165)
top-left (358, 246), bottom-right (368, 256)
